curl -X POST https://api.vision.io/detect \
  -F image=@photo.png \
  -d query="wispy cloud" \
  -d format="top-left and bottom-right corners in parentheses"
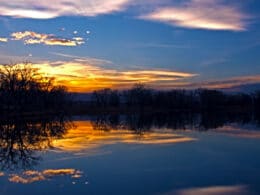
top-left (11, 31), bottom-right (84, 46)
top-left (50, 52), bottom-right (112, 65)
top-left (0, 0), bottom-right (130, 19)
top-left (0, 37), bottom-right (8, 42)
top-left (140, 0), bottom-right (249, 31)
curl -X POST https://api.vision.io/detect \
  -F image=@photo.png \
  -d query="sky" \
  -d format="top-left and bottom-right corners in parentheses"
top-left (0, 0), bottom-right (260, 92)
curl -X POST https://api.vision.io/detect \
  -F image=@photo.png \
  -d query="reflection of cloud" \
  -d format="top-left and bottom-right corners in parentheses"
top-left (215, 125), bottom-right (260, 139)
top-left (53, 121), bottom-right (196, 153)
top-left (11, 31), bottom-right (84, 46)
top-left (141, 0), bottom-right (248, 31)
top-left (9, 169), bottom-right (82, 184)
top-left (0, 172), bottom-right (4, 176)
top-left (174, 185), bottom-right (248, 195)
top-left (0, 0), bottom-right (130, 19)
top-left (0, 37), bottom-right (8, 42)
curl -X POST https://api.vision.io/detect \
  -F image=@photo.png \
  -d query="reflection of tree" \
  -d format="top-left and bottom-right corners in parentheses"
top-left (92, 115), bottom-right (120, 131)
top-left (91, 111), bottom-right (258, 133)
top-left (0, 114), bottom-right (72, 171)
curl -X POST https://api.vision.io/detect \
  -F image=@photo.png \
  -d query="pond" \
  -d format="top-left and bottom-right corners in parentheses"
top-left (0, 113), bottom-right (260, 195)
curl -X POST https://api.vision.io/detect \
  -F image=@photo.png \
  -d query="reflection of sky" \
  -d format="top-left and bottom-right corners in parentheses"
top-left (0, 120), bottom-right (260, 194)
top-left (52, 121), bottom-right (196, 153)
top-left (0, 1), bottom-right (260, 92)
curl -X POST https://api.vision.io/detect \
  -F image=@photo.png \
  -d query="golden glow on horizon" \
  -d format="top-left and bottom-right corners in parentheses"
top-left (1, 61), bottom-right (260, 92)
top-left (1, 61), bottom-right (196, 92)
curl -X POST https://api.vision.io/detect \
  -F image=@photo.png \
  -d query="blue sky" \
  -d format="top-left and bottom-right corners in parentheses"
top-left (0, 0), bottom-right (260, 92)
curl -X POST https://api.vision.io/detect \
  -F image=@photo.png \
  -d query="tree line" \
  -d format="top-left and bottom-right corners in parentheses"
top-left (91, 83), bottom-right (260, 112)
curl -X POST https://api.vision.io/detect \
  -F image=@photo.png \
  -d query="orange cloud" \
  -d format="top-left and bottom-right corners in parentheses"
top-left (11, 31), bottom-right (84, 46)
top-left (141, 0), bottom-right (249, 31)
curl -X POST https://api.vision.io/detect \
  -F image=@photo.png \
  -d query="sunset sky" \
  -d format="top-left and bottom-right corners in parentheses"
top-left (0, 0), bottom-right (260, 92)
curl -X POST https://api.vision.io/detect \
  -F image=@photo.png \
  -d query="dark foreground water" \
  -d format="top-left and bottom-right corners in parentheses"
top-left (0, 114), bottom-right (260, 195)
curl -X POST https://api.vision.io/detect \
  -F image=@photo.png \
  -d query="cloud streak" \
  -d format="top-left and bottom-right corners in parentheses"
top-left (0, 0), bottom-right (130, 19)
top-left (11, 31), bottom-right (84, 46)
top-left (140, 0), bottom-right (249, 31)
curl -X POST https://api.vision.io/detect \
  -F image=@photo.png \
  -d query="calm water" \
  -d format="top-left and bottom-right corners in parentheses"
top-left (0, 114), bottom-right (260, 195)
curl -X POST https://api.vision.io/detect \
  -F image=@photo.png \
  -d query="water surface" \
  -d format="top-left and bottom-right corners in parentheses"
top-left (0, 114), bottom-right (260, 195)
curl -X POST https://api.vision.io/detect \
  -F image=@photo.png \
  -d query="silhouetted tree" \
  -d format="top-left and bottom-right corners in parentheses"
top-left (0, 63), bottom-right (69, 113)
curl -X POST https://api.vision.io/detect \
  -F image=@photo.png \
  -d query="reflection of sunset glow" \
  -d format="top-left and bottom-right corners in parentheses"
top-left (9, 169), bottom-right (83, 184)
top-left (53, 121), bottom-right (196, 153)
top-left (175, 185), bottom-right (248, 195)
